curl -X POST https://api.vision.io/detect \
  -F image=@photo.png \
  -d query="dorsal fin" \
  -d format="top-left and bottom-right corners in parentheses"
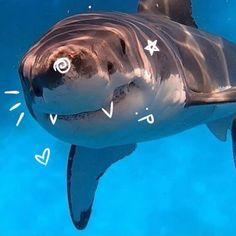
top-left (137, 0), bottom-right (198, 28)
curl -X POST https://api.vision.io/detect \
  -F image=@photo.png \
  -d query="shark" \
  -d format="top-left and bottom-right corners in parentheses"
top-left (18, 0), bottom-right (236, 230)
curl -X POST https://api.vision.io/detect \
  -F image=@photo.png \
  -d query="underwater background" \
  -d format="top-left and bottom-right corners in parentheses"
top-left (1, 0), bottom-right (236, 235)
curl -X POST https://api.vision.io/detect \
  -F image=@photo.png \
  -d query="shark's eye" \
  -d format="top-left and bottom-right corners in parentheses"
top-left (119, 38), bottom-right (126, 55)
top-left (107, 61), bottom-right (116, 74)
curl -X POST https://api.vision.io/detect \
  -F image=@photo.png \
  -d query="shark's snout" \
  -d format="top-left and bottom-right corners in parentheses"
top-left (20, 48), bottom-right (98, 93)
top-left (19, 46), bottom-right (116, 116)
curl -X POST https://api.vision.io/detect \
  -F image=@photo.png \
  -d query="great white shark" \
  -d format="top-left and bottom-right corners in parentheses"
top-left (19, 0), bottom-right (236, 230)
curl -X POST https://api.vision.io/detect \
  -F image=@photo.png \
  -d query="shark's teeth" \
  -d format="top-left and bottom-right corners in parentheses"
top-left (55, 82), bottom-right (138, 121)
top-left (57, 111), bottom-right (96, 121)
top-left (112, 81), bottom-right (136, 103)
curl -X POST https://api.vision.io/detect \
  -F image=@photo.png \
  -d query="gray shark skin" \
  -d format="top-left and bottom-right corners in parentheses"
top-left (19, 0), bottom-right (236, 230)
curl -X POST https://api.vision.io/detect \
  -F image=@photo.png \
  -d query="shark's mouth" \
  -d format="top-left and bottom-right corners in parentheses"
top-left (52, 81), bottom-right (137, 121)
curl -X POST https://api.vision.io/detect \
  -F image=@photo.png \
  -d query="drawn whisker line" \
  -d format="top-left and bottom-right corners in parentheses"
top-left (16, 112), bottom-right (25, 127)
top-left (4, 90), bottom-right (20, 95)
top-left (9, 102), bottom-right (21, 111)
top-left (5, 89), bottom-right (25, 127)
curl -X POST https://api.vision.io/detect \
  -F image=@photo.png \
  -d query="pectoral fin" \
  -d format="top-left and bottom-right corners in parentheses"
top-left (231, 119), bottom-right (236, 167)
top-left (137, 0), bottom-right (197, 28)
top-left (207, 116), bottom-right (236, 168)
top-left (67, 144), bottom-right (136, 230)
top-left (207, 118), bottom-right (231, 141)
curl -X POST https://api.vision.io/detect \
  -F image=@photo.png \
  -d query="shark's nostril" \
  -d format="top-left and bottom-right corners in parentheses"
top-left (32, 80), bottom-right (43, 97)
top-left (34, 87), bottom-right (43, 97)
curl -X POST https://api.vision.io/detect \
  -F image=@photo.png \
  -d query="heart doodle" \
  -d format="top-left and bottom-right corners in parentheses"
top-left (34, 148), bottom-right (50, 166)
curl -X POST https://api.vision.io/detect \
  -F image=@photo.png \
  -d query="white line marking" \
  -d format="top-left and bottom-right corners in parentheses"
top-left (144, 40), bottom-right (160, 56)
top-left (4, 91), bottom-right (20, 95)
top-left (9, 102), bottom-right (21, 111)
top-left (49, 114), bottom-right (58, 125)
top-left (102, 101), bottom-right (114, 119)
top-left (138, 114), bottom-right (155, 125)
top-left (53, 57), bottom-right (71, 74)
top-left (34, 148), bottom-right (50, 166)
top-left (16, 112), bottom-right (25, 127)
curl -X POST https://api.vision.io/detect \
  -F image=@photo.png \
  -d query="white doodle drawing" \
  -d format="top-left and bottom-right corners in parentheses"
top-left (49, 114), bottom-right (58, 125)
top-left (102, 101), bottom-right (114, 119)
top-left (136, 107), bottom-right (155, 125)
top-left (34, 148), bottom-right (50, 166)
top-left (53, 57), bottom-right (71, 74)
top-left (144, 40), bottom-right (160, 56)
top-left (4, 90), bottom-right (25, 127)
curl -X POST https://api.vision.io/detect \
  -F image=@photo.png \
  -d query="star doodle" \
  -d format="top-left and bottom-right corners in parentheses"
top-left (144, 40), bottom-right (160, 56)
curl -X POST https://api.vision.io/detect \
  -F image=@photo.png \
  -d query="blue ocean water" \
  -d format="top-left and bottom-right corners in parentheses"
top-left (1, 0), bottom-right (236, 235)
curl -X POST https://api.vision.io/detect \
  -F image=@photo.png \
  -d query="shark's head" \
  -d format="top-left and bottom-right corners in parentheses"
top-left (19, 13), bottom-right (158, 148)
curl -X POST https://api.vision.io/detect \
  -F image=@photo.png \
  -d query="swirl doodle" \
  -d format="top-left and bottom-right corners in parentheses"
top-left (53, 57), bottom-right (71, 74)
